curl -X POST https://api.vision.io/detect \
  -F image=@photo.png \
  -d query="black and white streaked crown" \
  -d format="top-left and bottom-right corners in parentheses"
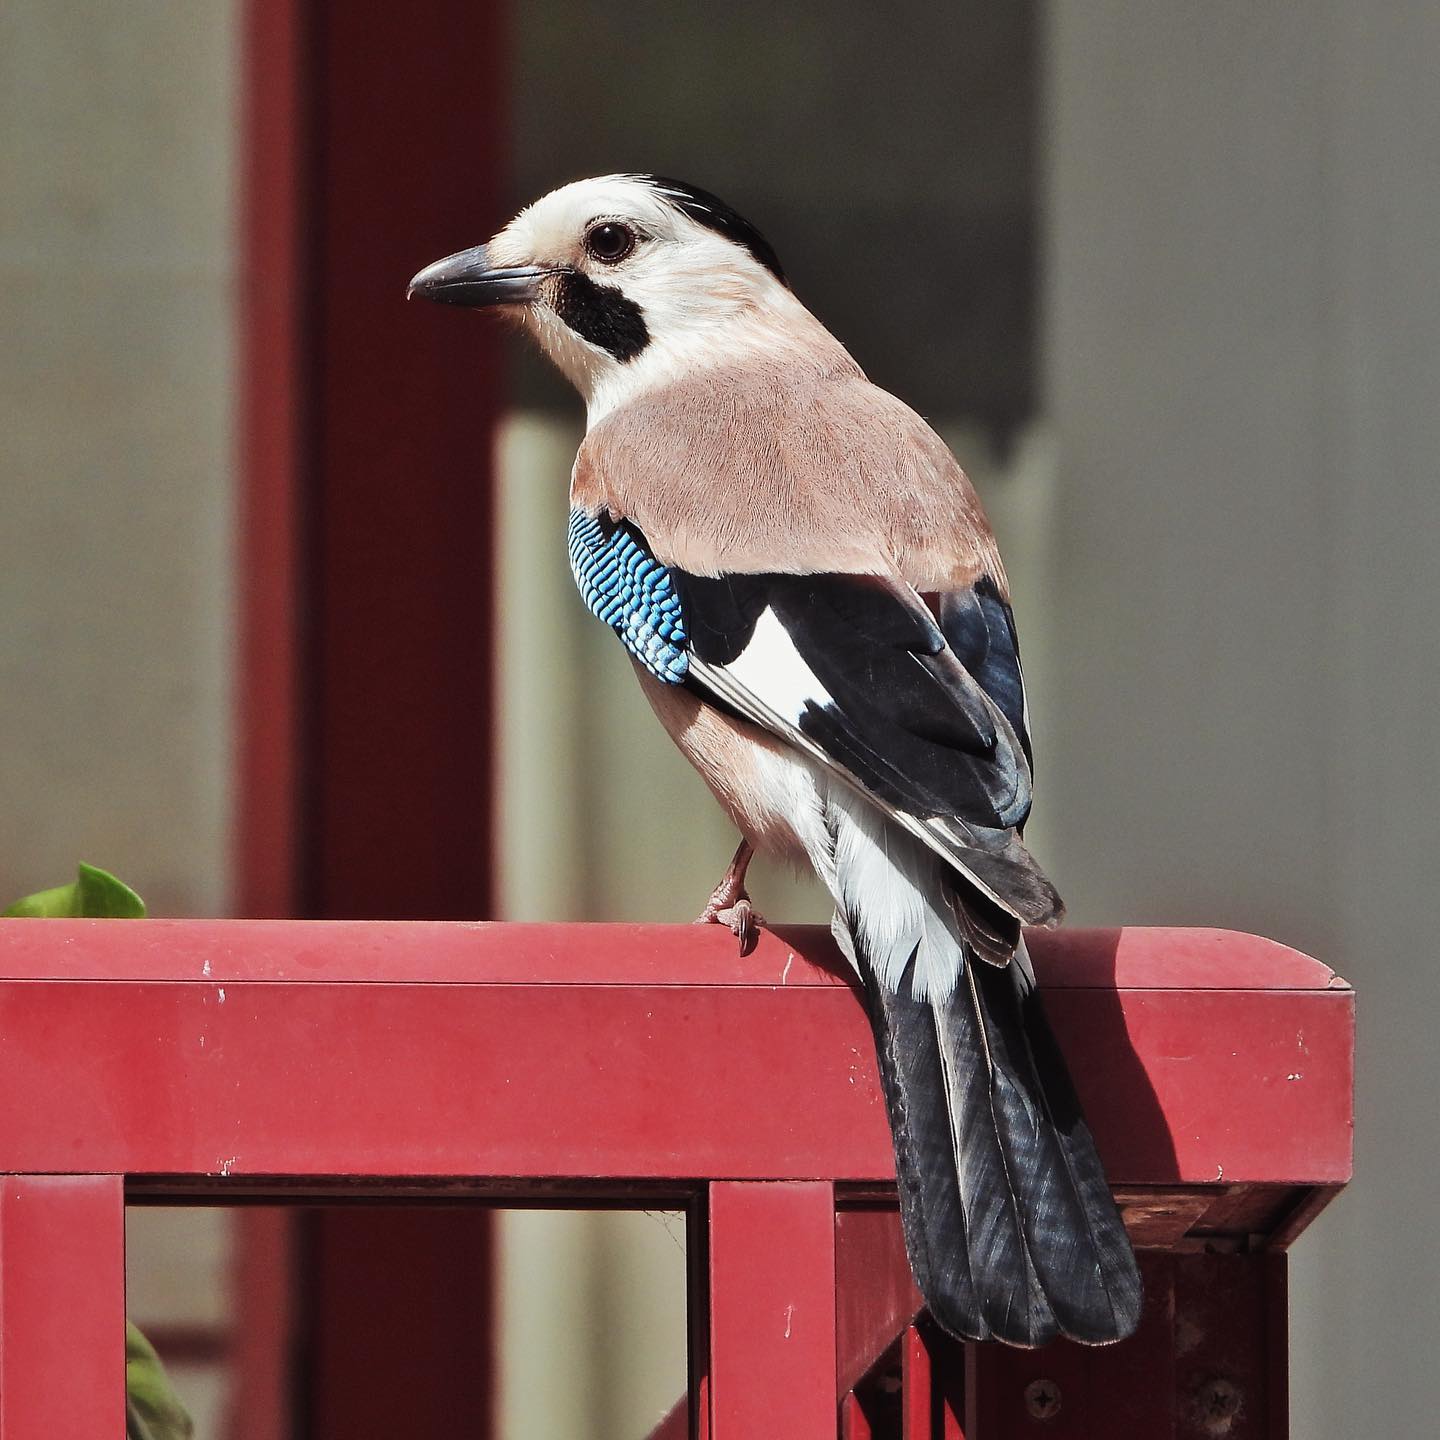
top-left (632, 175), bottom-right (787, 285)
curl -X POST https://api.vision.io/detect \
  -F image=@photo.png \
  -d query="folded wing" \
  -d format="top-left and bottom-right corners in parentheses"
top-left (669, 566), bottom-right (1064, 939)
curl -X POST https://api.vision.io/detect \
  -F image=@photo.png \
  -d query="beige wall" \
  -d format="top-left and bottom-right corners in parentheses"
top-left (0, 1), bottom-right (237, 917)
top-left (1044, 4), bottom-right (1440, 1431)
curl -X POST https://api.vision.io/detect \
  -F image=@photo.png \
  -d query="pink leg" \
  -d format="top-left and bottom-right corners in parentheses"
top-left (695, 839), bottom-right (763, 954)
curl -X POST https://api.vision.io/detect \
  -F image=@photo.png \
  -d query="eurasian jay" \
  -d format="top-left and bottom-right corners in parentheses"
top-left (410, 175), bottom-right (1142, 1347)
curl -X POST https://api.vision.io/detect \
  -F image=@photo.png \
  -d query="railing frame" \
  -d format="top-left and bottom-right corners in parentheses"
top-left (0, 921), bottom-right (1352, 1439)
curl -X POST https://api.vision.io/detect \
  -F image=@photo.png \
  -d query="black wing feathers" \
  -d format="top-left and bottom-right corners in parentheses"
top-left (939, 578), bottom-right (1031, 768)
top-left (667, 571), bottom-right (765, 666)
top-left (672, 570), bottom-right (1029, 831)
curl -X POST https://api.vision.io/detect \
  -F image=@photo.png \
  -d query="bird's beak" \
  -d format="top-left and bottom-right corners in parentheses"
top-left (406, 244), bottom-right (551, 307)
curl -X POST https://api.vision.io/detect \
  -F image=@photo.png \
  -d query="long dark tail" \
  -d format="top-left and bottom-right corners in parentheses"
top-left (832, 848), bottom-right (1142, 1345)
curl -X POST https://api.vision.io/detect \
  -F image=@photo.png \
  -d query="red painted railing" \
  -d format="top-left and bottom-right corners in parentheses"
top-left (0, 921), bottom-right (1352, 1437)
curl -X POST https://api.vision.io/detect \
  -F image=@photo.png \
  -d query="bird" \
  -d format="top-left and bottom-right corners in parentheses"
top-left (409, 174), bottom-right (1142, 1347)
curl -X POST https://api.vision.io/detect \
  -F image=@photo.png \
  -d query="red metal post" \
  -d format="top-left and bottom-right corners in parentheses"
top-left (840, 1391), bottom-right (874, 1440)
top-left (234, 9), bottom-right (311, 1426)
top-left (303, 1208), bottom-right (494, 1440)
top-left (893, 1321), bottom-right (968, 1439)
top-left (901, 1324), bottom-right (932, 1439)
top-left (708, 1182), bottom-right (838, 1440)
top-left (238, 0), bottom-right (510, 1425)
top-left (0, 1175), bottom-right (125, 1438)
top-left (226, 1208), bottom-right (294, 1440)
top-left (1265, 1253), bottom-right (1290, 1440)
top-left (686, 1192), bottom-right (712, 1440)
top-left (239, 0), bottom-right (509, 924)
top-left (835, 1207), bottom-right (922, 1395)
top-left (236, 0), bottom-right (306, 922)
top-left (304, 0), bottom-right (508, 925)
top-left (933, 1329), bottom-right (967, 1440)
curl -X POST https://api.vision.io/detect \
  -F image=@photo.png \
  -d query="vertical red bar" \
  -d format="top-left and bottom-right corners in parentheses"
top-left (902, 1324), bottom-right (932, 1438)
top-left (236, 0), bottom-right (508, 1432)
top-left (304, 1207), bottom-right (495, 1440)
top-left (833, 1206), bottom-right (922, 1395)
top-left (238, 0), bottom-right (508, 923)
top-left (708, 1181), bottom-right (837, 1440)
top-left (228, 1210), bottom-right (294, 1440)
top-left (237, 0), bottom-right (507, 1424)
top-left (0, 1175), bottom-right (125, 1438)
top-left (900, 1322), bottom-right (967, 1438)
top-left (233, 0), bottom-right (308, 1431)
top-left (236, 0), bottom-right (305, 920)
top-left (307, 0), bottom-right (507, 923)
top-left (841, 1391), bottom-right (874, 1440)
top-left (1266, 1253), bottom-right (1289, 1440)
top-left (687, 1192), bottom-right (711, 1440)
top-left (934, 1331), bottom-right (967, 1440)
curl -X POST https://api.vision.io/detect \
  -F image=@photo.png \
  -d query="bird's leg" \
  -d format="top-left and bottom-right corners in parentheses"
top-left (695, 839), bottom-right (756, 923)
top-left (694, 839), bottom-right (763, 954)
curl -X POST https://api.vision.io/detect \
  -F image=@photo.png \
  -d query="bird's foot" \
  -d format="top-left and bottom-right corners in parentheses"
top-left (694, 840), bottom-right (762, 954)
top-left (698, 898), bottom-right (763, 955)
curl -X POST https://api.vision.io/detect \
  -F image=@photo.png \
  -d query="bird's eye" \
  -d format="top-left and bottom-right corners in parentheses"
top-left (584, 222), bottom-right (637, 264)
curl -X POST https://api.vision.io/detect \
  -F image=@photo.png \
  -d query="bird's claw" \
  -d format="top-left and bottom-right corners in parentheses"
top-left (695, 897), bottom-right (762, 955)
top-left (694, 839), bottom-right (761, 953)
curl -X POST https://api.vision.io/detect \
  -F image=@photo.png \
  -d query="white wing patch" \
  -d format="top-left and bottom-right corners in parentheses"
top-left (721, 606), bottom-right (837, 725)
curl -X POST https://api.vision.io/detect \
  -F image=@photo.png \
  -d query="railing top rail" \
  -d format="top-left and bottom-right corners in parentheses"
top-left (0, 919), bottom-right (1346, 992)
top-left (0, 921), bottom-right (1353, 1194)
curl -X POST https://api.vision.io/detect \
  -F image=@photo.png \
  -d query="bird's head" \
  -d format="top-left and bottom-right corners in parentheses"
top-left (409, 174), bottom-right (820, 419)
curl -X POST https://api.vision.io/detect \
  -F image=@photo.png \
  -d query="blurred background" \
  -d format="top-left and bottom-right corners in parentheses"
top-left (3, 1), bottom-right (1436, 1435)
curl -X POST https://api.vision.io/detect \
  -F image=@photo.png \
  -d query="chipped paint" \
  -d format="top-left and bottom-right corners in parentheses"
top-left (783, 1304), bottom-right (794, 1339)
top-left (781, 954), bottom-right (794, 985)
top-left (217, 987), bottom-right (226, 1005)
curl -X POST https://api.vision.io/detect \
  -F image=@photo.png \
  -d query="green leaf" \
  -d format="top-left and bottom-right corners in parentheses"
top-left (2, 863), bottom-right (146, 919)
top-left (126, 1320), bottom-right (194, 1440)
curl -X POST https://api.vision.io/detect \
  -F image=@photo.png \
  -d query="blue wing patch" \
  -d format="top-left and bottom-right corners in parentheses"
top-left (567, 509), bottom-right (689, 683)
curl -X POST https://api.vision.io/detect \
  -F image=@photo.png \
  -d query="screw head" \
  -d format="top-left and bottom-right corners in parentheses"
top-left (1195, 1376), bottom-right (1242, 1434)
top-left (1024, 1377), bottom-right (1062, 1420)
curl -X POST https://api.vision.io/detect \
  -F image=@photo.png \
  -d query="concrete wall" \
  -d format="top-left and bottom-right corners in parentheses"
top-left (1044, 5), bottom-right (1440, 1430)
top-left (0, 1), bottom-right (237, 917)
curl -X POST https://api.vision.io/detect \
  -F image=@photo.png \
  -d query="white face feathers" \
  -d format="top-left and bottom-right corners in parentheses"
top-left (409, 174), bottom-right (835, 423)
